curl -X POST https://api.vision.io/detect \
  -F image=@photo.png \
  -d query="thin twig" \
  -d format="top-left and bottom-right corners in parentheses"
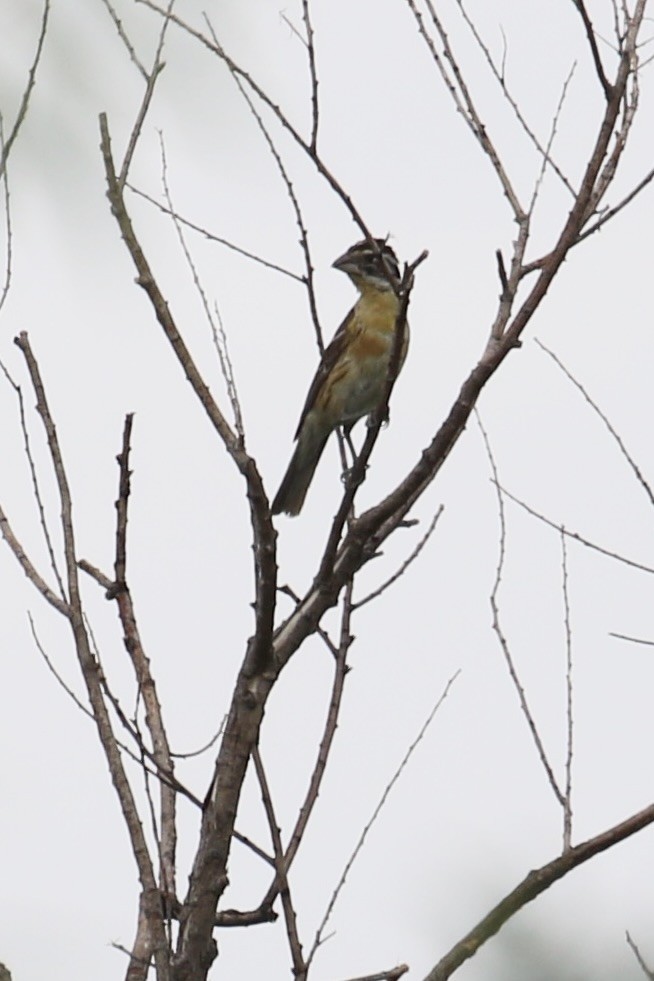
top-left (137, 0), bottom-right (375, 239)
top-left (101, 114), bottom-right (277, 675)
top-left (261, 579), bottom-right (354, 913)
top-left (353, 505), bottom-right (443, 609)
top-left (478, 412), bottom-right (564, 806)
top-left (497, 483), bottom-right (654, 575)
top-left (306, 671), bottom-right (460, 969)
top-left (577, 165), bottom-right (654, 243)
top-left (99, 0), bottom-right (149, 77)
top-left (301, 0), bottom-right (320, 152)
top-left (609, 632), bottom-right (654, 647)
top-left (231, 831), bottom-right (274, 867)
top-left (0, 358), bottom-right (66, 599)
top-left (404, 0), bottom-right (524, 219)
top-left (27, 611), bottom-right (91, 718)
top-left (170, 717), bottom-right (226, 759)
top-left (527, 63), bottom-right (577, 216)
top-left (126, 184), bottom-right (303, 281)
top-left (84, 627), bottom-right (202, 810)
top-left (0, 0), bottom-right (50, 178)
top-left (0, 117), bottom-right (14, 314)
top-left (455, 0), bottom-right (575, 197)
top-left (335, 967), bottom-right (409, 981)
top-left (571, 0), bottom-right (613, 99)
top-left (523, 161), bottom-right (654, 278)
top-left (118, 0), bottom-right (174, 190)
top-left (157, 133), bottom-right (245, 437)
top-left (536, 339), bottom-right (654, 507)
top-left (252, 747), bottom-right (306, 978)
top-left (211, 300), bottom-right (244, 439)
top-left (626, 932), bottom-right (654, 980)
top-left (32, 599), bottom-right (194, 805)
top-left (0, 501), bottom-right (70, 616)
top-left (202, 13), bottom-right (325, 355)
top-left (560, 529), bottom-right (574, 852)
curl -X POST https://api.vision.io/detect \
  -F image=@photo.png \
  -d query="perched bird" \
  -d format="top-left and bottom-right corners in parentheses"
top-left (271, 238), bottom-right (407, 517)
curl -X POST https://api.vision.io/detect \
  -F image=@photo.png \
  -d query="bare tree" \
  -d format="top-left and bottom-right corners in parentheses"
top-left (1, 2), bottom-right (654, 980)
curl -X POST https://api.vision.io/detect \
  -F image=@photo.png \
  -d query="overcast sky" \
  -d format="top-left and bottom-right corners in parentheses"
top-left (1, 2), bottom-right (654, 979)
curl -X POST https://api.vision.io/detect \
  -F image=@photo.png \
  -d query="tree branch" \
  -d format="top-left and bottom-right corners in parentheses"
top-left (423, 800), bottom-right (654, 980)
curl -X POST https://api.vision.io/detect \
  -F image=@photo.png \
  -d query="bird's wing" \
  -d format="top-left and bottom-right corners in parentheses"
top-left (293, 307), bottom-right (355, 439)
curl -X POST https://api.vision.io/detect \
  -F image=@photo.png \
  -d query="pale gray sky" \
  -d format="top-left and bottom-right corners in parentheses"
top-left (1, 2), bottom-right (653, 979)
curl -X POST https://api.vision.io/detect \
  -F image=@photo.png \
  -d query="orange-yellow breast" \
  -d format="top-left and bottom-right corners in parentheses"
top-left (317, 287), bottom-right (408, 426)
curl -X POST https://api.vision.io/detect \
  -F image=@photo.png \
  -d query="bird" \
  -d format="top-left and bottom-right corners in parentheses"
top-left (271, 237), bottom-right (407, 517)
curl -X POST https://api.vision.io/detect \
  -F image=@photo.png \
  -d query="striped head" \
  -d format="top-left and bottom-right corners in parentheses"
top-left (332, 238), bottom-right (400, 293)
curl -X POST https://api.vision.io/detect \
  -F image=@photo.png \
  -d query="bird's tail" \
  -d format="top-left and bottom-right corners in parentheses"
top-left (271, 423), bottom-right (330, 516)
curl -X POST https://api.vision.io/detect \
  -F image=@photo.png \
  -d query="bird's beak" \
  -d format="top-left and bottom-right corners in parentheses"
top-left (332, 252), bottom-right (357, 275)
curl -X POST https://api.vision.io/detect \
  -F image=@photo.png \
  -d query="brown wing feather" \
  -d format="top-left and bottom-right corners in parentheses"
top-left (293, 308), bottom-right (355, 439)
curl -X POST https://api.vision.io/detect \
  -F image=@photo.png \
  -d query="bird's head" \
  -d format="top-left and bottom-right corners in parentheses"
top-left (332, 238), bottom-right (400, 293)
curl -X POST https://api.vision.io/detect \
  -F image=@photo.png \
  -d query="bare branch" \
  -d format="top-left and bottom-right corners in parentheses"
top-left (302, 0), bottom-right (320, 152)
top-left (424, 800), bottom-right (654, 981)
top-left (570, 0), bottom-right (613, 99)
top-left (125, 184), bottom-right (304, 282)
top-left (117, 0), bottom-right (175, 190)
top-left (0, 0), bottom-right (50, 179)
top-left (99, 0), bottom-right (149, 79)
top-left (336, 967), bottom-right (409, 981)
top-left (495, 249), bottom-right (508, 294)
top-left (456, 0), bottom-right (576, 197)
top-left (536, 339), bottom-right (654, 508)
top-left (278, 583), bottom-right (339, 657)
top-left (202, 14), bottom-right (325, 356)
top-left (497, 482), bottom-right (654, 575)
top-left (100, 113), bottom-right (277, 675)
top-left (585, 59), bottom-right (640, 222)
top-left (0, 359), bottom-right (66, 598)
top-left (214, 905), bottom-right (278, 928)
top-left (306, 671), bottom-right (460, 970)
top-left (124, 897), bottom-right (154, 981)
top-left (261, 578), bottom-right (354, 915)
top-left (609, 631), bottom-right (654, 647)
top-left (231, 831), bottom-right (274, 867)
top-left (170, 718), bottom-right (225, 759)
top-left (252, 747), bottom-right (306, 978)
top-left (0, 502), bottom-right (70, 616)
top-left (27, 611), bottom-right (91, 717)
top-left (137, 0), bottom-right (376, 239)
top-left (626, 932), bottom-right (654, 980)
top-left (113, 414), bottom-right (178, 901)
top-left (0, 118), bottom-right (14, 315)
top-left (577, 164), bottom-right (654, 243)
top-left (100, 120), bottom-right (235, 444)
top-left (13, 333), bottom-right (171, 979)
top-left (353, 504), bottom-right (443, 610)
top-left (101, 101), bottom-right (282, 978)
top-left (527, 63), bottom-right (577, 217)
top-left (478, 412), bottom-right (564, 806)
top-left (157, 133), bottom-right (245, 437)
top-left (560, 530), bottom-right (574, 852)
top-left (404, 0), bottom-right (525, 219)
